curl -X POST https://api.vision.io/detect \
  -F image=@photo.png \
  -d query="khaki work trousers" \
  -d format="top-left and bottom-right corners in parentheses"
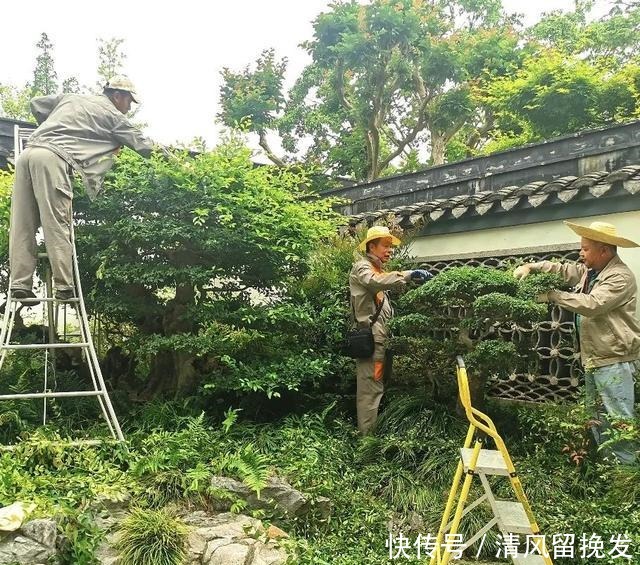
top-left (9, 147), bottom-right (74, 293)
top-left (356, 343), bottom-right (391, 435)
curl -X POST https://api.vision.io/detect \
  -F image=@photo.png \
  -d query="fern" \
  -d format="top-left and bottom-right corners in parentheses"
top-left (229, 444), bottom-right (271, 498)
top-left (222, 407), bottom-right (242, 434)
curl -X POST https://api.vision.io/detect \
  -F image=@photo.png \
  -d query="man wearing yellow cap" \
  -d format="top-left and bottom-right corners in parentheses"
top-left (9, 76), bottom-right (159, 302)
top-left (349, 225), bottom-right (432, 434)
top-left (514, 221), bottom-right (639, 464)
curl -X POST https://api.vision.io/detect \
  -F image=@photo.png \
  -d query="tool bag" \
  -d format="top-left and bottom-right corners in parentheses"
top-left (341, 295), bottom-right (385, 359)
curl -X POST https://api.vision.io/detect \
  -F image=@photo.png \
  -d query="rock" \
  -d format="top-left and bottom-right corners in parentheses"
top-left (0, 500), bottom-right (289, 565)
top-left (19, 519), bottom-right (57, 548)
top-left (210, 475), bottom-right (332, 519)
top-left (91, 497), bottom-right (129, 565)
top-left (266, 525), bottom-right (289, 540)
top-left (206, 541), bottom-right (253, 565)
top-left (298, 495), bottom-right (332, 520)
top-left (94, 531), bottom-right (121, 565)
top-left (252, 542), bottom-right (289, 565)
top-left (179, 510), bottom-right (288, 565)
top-left (90, 495), bottom-right (130, 531)
top-left (256, 477), bottom-right (306, 515)
top-left (0, 518), bottom-right (58, 565)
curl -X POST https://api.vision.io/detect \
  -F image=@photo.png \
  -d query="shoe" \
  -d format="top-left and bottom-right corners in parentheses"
top-left (56, 289), bottom-right (76, 301)
top-left (11, 288), bottom-right (37, 301)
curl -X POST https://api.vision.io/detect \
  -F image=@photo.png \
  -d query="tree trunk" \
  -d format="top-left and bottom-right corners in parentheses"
top-left (431, 133), bottom-right (446, 166)
top-left (139, 284), bottom-right (199, 400)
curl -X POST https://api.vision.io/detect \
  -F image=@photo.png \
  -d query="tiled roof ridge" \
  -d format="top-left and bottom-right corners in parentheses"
top-left (346, 165), bottom-right (640, 228)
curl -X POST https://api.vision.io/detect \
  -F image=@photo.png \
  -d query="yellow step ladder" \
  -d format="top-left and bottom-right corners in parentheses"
top-left (430, 356), bottom-right (552, 565)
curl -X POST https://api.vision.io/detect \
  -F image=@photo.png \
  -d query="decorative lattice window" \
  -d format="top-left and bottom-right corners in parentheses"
top-left (416, 248), bottom-right (582, 403)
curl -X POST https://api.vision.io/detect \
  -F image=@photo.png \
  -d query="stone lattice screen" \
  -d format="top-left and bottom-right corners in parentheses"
top-left (417, 249), bottom-right (582, 403)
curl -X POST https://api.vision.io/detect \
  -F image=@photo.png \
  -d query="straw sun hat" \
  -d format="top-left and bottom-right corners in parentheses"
top-left (357, 226), bottom-right (401, 252)
top-left (564, 220), bottom-right (639, 248)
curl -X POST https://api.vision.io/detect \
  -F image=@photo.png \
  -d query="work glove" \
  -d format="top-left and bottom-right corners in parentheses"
top-left (410, 269), bottom-right (433, 284)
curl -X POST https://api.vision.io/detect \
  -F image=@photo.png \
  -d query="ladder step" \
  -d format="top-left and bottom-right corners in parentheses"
top-left (11, 297), bottom-right (79, 303)
top-left (513, 555), bottom-right (547, 564)
top-left (0, 391), bottom-right (103, 400)
top-left (494, 501), bottom-right (534, 534)
top-left (460, 448), bottom-right (509, 476)
top-left (1, 342), bottom-right (89, 350)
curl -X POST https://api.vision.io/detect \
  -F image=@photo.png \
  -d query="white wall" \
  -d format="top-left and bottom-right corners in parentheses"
top-left (410, 210), bottom-right (640, 312)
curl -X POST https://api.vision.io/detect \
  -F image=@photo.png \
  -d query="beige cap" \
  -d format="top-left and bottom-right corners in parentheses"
top-left (105, 75), bottom-right (140, 103)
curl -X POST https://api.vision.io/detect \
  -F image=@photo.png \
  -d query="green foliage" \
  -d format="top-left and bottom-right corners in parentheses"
top-left (0, 168), bottom-right (13, 287)
top-left (219, 48), bottom-right (286, 131)
top-left (472, 293), bottom-right (547, 326)
top-left (0, 84), bottom-right (33, 120)
top-left (0, 430), bottom-right (130, 514)
top-left (0, 400), bottom-right (637, 564)
top-left (32, 32), bottom-right (58, 97)
top-left (517, 271), bottom-right (570, 300)
top-left (1, 32), bottom-right (60, 119)
top-left (116, 507), bottom-right (187, 565)
top-left (58, 510), bottom-right (104, 565)
top-left (219, 49), bottom-right (288, 166)
top-left (465, 339), bottom-right (517, 378)
top-left (224, 443), bottom-right (271, 497)
top-left (400, 266), bottom-right (518, 311)
top-left (96, 38), bottom-right (126, 89)
top-left (71, 138), bottom-right (343, 401)
top-left (392, 266), bottom-right (567, 402)
top-left (222, 0), bottom-right (523, 180)
top-left (481, 2), bottom-right (640, 152)
top-left (221, 0), bottom-right (640, 175)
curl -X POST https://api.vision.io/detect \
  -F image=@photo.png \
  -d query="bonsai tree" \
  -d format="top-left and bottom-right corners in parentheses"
top-left (71, 137), bottom-right (344, 402)
top-left (389, 265), bottom-right (567, 409)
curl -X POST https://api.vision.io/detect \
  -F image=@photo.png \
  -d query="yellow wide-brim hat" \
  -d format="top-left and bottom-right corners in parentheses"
top-left (564, 220), bottom-right (639, 248)
top-left (358, 225), bottom-right (401, 251)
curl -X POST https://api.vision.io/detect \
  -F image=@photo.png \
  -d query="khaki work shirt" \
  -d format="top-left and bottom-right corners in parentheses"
top-left (531, 255), bottom-right (640, 368)
top-left (349, 253), bottom-right (411, 344)
top-left (28, 93), bottom-right (155, 199)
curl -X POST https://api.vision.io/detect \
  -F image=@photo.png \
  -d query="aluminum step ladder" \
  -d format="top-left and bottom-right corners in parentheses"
top-left (0, 126), bottom-right (124, 442)
top-left (430, 356), bottom-right (552, 565)
top-left (0, 237), bottom-right (124, 442)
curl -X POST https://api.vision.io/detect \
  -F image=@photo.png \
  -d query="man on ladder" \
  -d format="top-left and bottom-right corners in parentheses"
top-left (9, 75), bottom-right (159, 300)
top-left (2, 76), bottom-right (163, 443)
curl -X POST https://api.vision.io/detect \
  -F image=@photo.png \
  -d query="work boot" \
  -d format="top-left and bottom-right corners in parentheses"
top-left (56, 288), bottom-right (76, 301)
top-left (10, 288), bottom-right (40, 306)
top-left (11, 288), bottom-right (38, 300)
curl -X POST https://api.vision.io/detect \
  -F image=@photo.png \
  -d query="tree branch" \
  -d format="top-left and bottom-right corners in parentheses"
top-left (377, 113), bottom-right (427, 173)
top-left (258, 131), bottom-right (286, 167)
top-left (335, 60), bottom-right (354, 112)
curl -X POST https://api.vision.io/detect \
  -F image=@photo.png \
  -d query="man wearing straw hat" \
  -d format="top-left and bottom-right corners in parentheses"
top-left (514, 221), bottom-right (639, 464)
top-left (349, 225), bottom-right (432, 434)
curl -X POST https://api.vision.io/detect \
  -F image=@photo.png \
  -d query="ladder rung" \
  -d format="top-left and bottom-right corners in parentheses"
top-left (494, 501), bottom-right (534, 534)
top-left (11, 297), bottom-right (79, 303)
top-left (513, 555), bottom-right (547, 564)
top-left (0, 390), bottom-right (103, 400)
top-left (460, 448), bottom-right (509, 476)
top-left (1, 343), bottom-right (89, 350)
